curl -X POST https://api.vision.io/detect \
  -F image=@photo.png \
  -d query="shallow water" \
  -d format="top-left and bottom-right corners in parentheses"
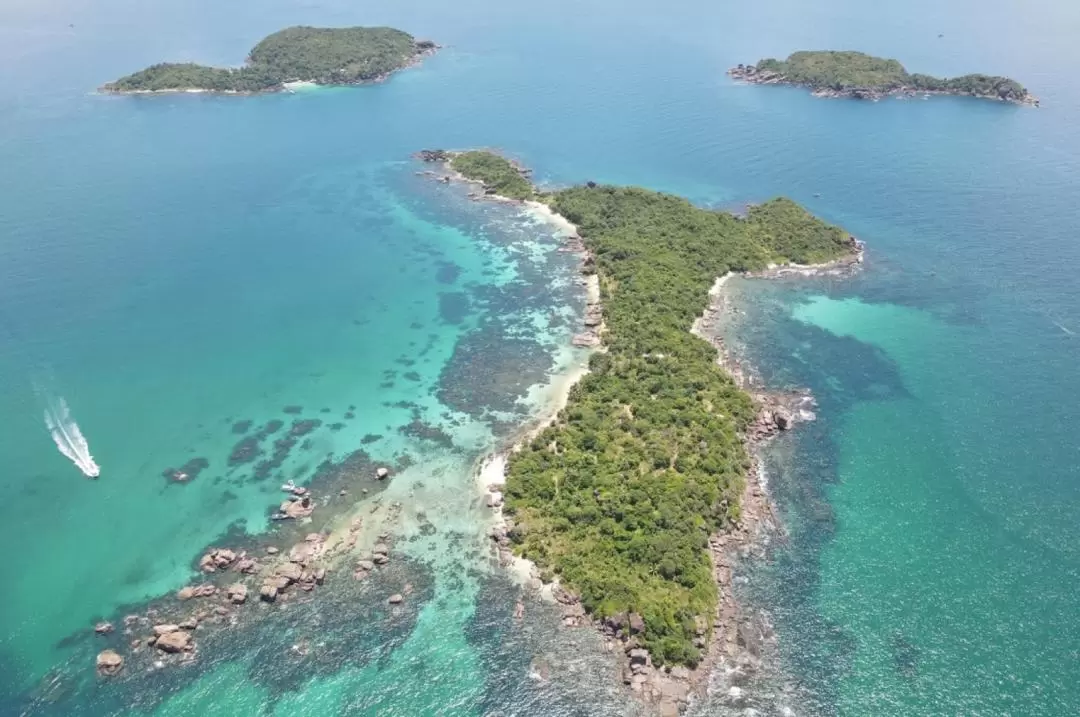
top-left (4, 0), bottom-right (1080, 713)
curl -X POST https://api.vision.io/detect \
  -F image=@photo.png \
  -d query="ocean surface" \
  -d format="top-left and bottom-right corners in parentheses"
top-left (2, 0), bottom-right (1080, 714)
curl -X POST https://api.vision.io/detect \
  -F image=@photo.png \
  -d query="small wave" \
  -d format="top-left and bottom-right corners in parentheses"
top-left (42, 395), bottom-right (100, 478)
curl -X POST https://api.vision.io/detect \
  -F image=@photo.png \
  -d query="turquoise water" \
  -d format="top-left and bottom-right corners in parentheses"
top-left (4, 0), bottom-right (1080, 713)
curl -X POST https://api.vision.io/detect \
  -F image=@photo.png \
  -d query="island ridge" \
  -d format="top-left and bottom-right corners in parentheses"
top-left (729, 50), bottom-right (1037, 105)
top-left (103, 26), bottom-right (437, 94)
top-left (431, 150), bottom-right (858, 667)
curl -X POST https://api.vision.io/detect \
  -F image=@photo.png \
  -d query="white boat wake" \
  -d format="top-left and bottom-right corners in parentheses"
top-left (43, 395), bottom-right (100, 478)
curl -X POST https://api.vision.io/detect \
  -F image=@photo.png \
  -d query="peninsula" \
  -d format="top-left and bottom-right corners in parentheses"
top-left (103, 26), bottom-right (437, 94)
top-left (729, 50), bottom-right (1037, 105)
top-left (430, 150), bottom-right (857, 667)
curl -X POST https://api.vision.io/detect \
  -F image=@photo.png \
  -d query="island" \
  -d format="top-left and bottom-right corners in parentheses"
top-left (729, 50), bottom-right (1037, 105)
top-left (428, 150), bottom-right (857, 668)
top-left (102, 26), bottom-right (437, 94)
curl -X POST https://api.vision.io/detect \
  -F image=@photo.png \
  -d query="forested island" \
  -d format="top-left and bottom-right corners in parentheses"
top-left (730, 50), bottom-right (1037, 105)
top-left (434, 150), bottom-right (856, 666)
top-left (103, 26), bottom-right (437, 94)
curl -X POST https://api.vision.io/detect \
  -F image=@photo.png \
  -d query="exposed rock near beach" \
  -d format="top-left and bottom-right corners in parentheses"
top-left (154, 629), bottom-right (193, 653)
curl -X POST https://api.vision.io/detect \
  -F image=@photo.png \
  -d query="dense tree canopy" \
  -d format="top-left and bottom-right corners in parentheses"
top-left (447, 153), bottom-right (855, 666)
top-left (450, 151), bottom-right (535, 200)
top-left (754, 50), bottom-right (1030, 101)
top-left (104, 26), bottom-right (430, 93)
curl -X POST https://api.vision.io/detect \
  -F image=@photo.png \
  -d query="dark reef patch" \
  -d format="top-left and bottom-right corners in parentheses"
top-left (437, 291), bottom-right (470, 325)
top-left (161, 457), bottom-right (210, 484)
top-left (399, 419), bottom-right (455, 449)
top-left (231, 419), bottom-right (253, 434)
top-left (283, 405), bottom-right (303, 415)
top-left (361, 433), bottom-right (383, 444)
top-left (436, 261), bottom-right (462, 285)
top-left (328, 422), bottom-right (346, 431)
top-left (437, 331), bottom-right (552, 422)
top-left (228, 436), bottom-right (261, 467)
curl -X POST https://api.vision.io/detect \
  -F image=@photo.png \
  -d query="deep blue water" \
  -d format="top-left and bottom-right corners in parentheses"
top-left (3, 0), bottom-right (1080, 714)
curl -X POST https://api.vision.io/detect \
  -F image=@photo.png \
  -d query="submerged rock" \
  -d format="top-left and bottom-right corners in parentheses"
top-left (95, 650), bottom-right (124, 676)
top-left (94, 621), bottom-right (113, 635)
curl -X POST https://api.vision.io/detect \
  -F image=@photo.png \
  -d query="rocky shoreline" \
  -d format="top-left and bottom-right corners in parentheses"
top-left (429, 152), bottom-right (867, 714)
top-left (728, 63), bottom-right (1040, 106)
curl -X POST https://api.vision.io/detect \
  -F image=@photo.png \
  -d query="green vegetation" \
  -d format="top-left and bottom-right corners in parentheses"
top-left (752, 50), bottom-right (1031, 102)
top-left (474, 156), bottom-right (856, 666)
top-left (449, 151), bottom-right (535, 200)
top-left (104, 26), bottom-right (432, 93)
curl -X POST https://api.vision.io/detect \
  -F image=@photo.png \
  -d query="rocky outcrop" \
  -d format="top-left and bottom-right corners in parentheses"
top-left (418, 149), bottom-right (450, 163)
top-left (198, 548), bottom-right (237, 573)
top-left (96, 649), bottom-right (124, 676)
top-left (177, 583), bottom-right (218, 600)
top-left (226, 583), bottom-right (248, 604)
top-left (154, 629), bottom-right (193, 653)
top-left (94, 621), bottom-right (114, 635)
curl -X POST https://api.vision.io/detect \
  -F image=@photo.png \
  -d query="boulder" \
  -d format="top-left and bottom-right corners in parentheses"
top-left (96, 650), bottom-right (124, 676)
top-left (177, 586), bottom-right (196, 601)
top-left (266, 546), bottom-right (280, 555)
top-left (388, 594), bottom-right (404, 605)
top-left (94, 621), bottom-right (114, 635)
top-left (178, 617), bottom-right (199, 630)
top-left (628, 613), bottom-right (646, 634)
top-left (376, 467), bottom-right (390, 480)
top-left (628, 648), bottom-right (650, 666)
top-left (155, 630), bottom-right (193, 653)
top-left (486, 492), bottom-right (503, 509)
top-left (372, 543), bottom-right (390, 556)
top-left (373, 553), bottom-right (389, 565)
top-left (314, 567), bottom-right (327, 584)
top-left (280, 497), bottom-right (314, 519)
top-left (774, 408), bottom-right (793, 430)
top-left (356, 559), bottom-right (375, 571)
top-left (234, 557), bottom-right (258, 574)
top-left (226, 583), bottom-right (248, 604)
top-left (276, 562), bottom-right (303, 583)
top-left (289, 543), bottom-right (314, 564)
top-left (152, 624), bottom-right (180, 637)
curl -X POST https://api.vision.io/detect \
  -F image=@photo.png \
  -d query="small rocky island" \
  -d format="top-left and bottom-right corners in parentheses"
top-left (729, 50), bottom-right (1037, 105)
top-left (103, 26), bottom-right (437, 94)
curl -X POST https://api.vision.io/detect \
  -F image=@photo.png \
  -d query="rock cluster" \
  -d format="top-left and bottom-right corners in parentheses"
top-left (572, 296), bottom-right (603, 348)
top-left (260, 533), bottom-right (328, 602)
top-left (198, 548), bottom-right (237, 573)
top-left (418, 149), bottom-right (450, 163)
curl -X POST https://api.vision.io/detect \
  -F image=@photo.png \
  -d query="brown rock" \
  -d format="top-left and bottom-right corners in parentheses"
top-left (177, 586), bottom-right (196, 601)
top-left (155, 630), bottom-right (193, 653)
top-left (152, 624), bottom-right (180, 637)
top-left (388, 594), bottom-right (404, 605)
top-left (372, 543), bottom-right (390, 556)
top-left (226, 583), bottom-right (248, 604)
top-left (356, 559), bottom-right (375, 571)
top-left (276, 562), bottom-right (303, 583)
top-left (178, 617), bottom-right (199, 630)
top-left (96, 649), bottom-right (124, 676)
top-left (260, 582), bottom-right (279, 602)
top-left (628, 612), bottom-right (646, 634)
top-left (234, 557), bottom-right (258, 574)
